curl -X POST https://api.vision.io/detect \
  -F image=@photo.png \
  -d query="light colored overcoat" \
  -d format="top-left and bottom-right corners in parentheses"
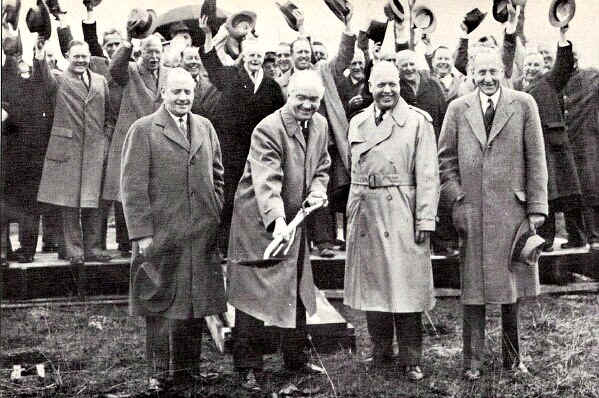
top-left (103, 45), bottom-right (169, 202)
top-left (227, 105), bottom-right (331, 328)
top-left (438, 88), bottom-right (548, 305)
top-left (344, 99), bottom-right (439, 312)
top-left (37, 67), bottom-right (111, 208)
top-left (121, 106), bottom-right (226, 319)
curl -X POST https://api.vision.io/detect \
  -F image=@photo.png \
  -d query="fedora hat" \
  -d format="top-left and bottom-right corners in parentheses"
top-left (201, 0), bottom-right (226, 36)
top-left (276, 1), bottom-right (301, 31)
top-left (131, 255), bottom-right (174, 313)
top-left (2, 31), bottom-right (22, 57)
top-left (127, 8), bottom-right (159, 40)
top-left (169, 21), bottom-right (191, 37)
top-left (386, 0), bottom-right (406, 23)
top-left (45, 0), bottom-right (66, 17)
top-left (2, 0), bottom-right (21, 29)
top-left (510, 220), bottom-right (545, 268)
top-left (323, 0), bottom-right (350, 23)
top-left (463, 8), bottom-right (487, 34)
top-left (492, 0), bottom-right (510, 23)
top-left (82, 0), bottom-right (102, 9)
top-left (549, 0), bottom-right (575, 27)
top-left (412, 4), bottom-right (436, 33)
top-left (26, 0), bottom-right (51, 40)
top-left (225, 10), bottom-right (256, 40)
top-left (365, 20), bottom-right (387, 44)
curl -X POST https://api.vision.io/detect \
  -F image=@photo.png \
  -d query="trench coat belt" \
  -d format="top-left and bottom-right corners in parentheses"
top-left (351, 173), bottom-right (415, 189)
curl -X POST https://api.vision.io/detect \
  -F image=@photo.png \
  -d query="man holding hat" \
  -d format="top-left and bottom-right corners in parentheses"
top-left (438, 47), bottom-right (548, 381)
top-left (121, 67), bottom-right (226, 391)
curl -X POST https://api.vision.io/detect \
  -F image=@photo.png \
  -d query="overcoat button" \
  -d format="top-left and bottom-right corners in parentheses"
top-left (384, 231), bottom-right (389, 238)
top-left (387, 195), bottom-right (392, 201)
top-left (360, 232), bottom-right (366, 237)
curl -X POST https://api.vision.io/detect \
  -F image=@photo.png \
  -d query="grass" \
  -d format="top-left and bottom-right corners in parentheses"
top-left (1, 294), bottom-right (598, 397)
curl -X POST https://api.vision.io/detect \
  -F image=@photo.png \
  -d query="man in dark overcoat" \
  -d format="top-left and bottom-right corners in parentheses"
top-left (438, 48), bottom-right (548, 381)
top-left (121, 68), bottom-right (226, 390)
top-left (526, 26), bottom-right (583, 251)
top-left (199, 17), bottom-right (285, 253)
top-left (37, 40), bottom-right (113, 265)
top-left (227, 70), bottom-right (331, 392)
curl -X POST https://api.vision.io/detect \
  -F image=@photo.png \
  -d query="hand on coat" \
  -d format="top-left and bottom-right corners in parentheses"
top-left (303, 192), bottom-right (328, 209)
top-left (415, 230), bottom-right (430, 244)
top-left (528, 214), bottom-right (545, 234)
top-left (136, 237), bottom-right (153, 257)
top-left (452, 200), bottom-right (471, 236)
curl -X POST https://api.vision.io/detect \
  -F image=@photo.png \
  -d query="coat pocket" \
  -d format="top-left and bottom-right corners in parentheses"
top-left (45, 128), bottom-right (73, 162)
top-left (544, 123), bottom-right (568, 148)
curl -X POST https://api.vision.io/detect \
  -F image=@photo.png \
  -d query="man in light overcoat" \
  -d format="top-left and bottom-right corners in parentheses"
top-left (120, 68), bottom-right (226, 390)
top-left (344, 61), bottom-right (440, 381)
top-left (438, 48), bottom-right (548, 380)
top-left (227, 70), bottom-right (331, 392)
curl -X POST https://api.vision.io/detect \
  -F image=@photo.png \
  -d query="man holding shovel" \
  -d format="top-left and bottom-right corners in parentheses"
top-left (227, 70), bottom-right (331, 392)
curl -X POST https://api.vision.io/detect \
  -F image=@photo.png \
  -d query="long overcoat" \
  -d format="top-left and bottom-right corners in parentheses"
top-left (227, 105), bottom-right (331, 328)
top-left (121, 106), bottom-right (226, 319)
top-left (344, 99), bottom-right (439, 312)
top-left (102, 44), bottom-right (169, 202)
top-left (37, 66), bottom-right (111, 208)
top-left (564, 68), bottom-right (599, 206)
top-left (527, 43), bottom-right (580, 201)
top-left (438, 88), bottom-right (548, 305)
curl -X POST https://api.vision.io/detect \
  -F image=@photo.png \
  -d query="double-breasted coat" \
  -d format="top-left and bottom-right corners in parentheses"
top-left (344, 99), bottom-right (439, 312)
top-left (438, 88), bottom-right (548, 305)
top-left (37, 65), bottom-right (112, 209)
top-left (121, 106), bottom-right (226, 319)
top-left (102, 44), bottom-right (169, 202)
top-left (227, 105), bottom-right (331, 328)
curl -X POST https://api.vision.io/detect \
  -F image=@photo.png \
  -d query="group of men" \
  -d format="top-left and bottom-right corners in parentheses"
top-left (2, 0), bottom-right (599, 395)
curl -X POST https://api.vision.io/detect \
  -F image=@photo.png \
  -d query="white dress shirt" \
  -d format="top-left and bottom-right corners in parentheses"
top-left (479, 88), bottom-right (501, 113)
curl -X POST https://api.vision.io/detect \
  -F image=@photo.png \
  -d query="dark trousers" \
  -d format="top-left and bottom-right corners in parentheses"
top-left (366, 311), bottom-right (423, 365)
top-left (538, 197), bottom-right (586, 247)
top-left (19, 212), bottom-right (40, 256)
top-left (308, 206), bottom-right (337, 246)
top-left (146, 316), bottom-right (203, 382)
top-left (233, 240), bottom-right (307, 371)
top-left (462, 303), bottom-right (520, 370)
top-left (114, 201), bottom-right (130, 249)
top-left (582, 205), bottom-right (599, 244)
top-left (62, 206), bottom-right (103, 259)
top-left (42, 207), bottom-right (62, 249)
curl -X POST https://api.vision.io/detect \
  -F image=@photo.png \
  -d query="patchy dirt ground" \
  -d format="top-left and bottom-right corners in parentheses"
top-left (1, 294), bottom-right (598, 397)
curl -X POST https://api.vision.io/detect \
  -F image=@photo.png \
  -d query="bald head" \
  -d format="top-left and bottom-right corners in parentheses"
top-left (288, 70), bottom-right (325, 98)
top-left (162, 68), bottom-right (195, 117)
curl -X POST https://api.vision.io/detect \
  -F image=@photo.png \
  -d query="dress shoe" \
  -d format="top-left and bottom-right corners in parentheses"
top-left (237, 369), bottom-right (263, 392)
top-left (406, 365), bottom-right (424, 381)
top-left (42, 244), bottom-right (57, 253)
top-left (84, 253), bottom-right (113, 262)
top-left (560, 241), bottom-right (587, 250)
top-left (69, 256), bottom-right (85, 266)
top-left (16, 252), bottom-right (34, 263)
top-left (148, 376), bottom-right (174, 392)
top-left (362, 353), bottom-right (394, 369)
top-left (7, 248), bottom-right (24, 261)
top-left (315, 243), bottom-right (335, 258)
top-left (463, 368), bottom-right (481, 381)
top-left (1, 257), bottom-right (8, 266)
top-left (119, 250), bottom-right (132, 258)
top-left (285, 362), bottom-right (326, 375)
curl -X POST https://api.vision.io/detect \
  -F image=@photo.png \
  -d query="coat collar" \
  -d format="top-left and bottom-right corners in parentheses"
top-left (464, 88), bottom-right (515, 148)
top-left (280, 104), bottom-right (308, 152)
top-left (153, 106), bottom-right (191, 152)
top-left (138, 61), bottom-right (160, 95)
top-left (64, 68), bottom-right (100, 103)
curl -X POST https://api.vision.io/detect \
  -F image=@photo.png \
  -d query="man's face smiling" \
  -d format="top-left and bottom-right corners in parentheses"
top-left (432, 48), bottom-right (452, 77)
top-left (288, 85), bottom-right (322, 121)
top-left (163, 73), bottom-right (195, 117)
top-left (369, 63), bottom-right (400, 111)
top-left (291, 40), bottom-right (312, 71)
top-left (473, 52), bottom-right (502, 96)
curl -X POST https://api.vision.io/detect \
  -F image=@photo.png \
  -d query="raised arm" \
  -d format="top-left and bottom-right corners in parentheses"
top-left (546, 26), bottom-right (574, 92)
top-left (501, 3), bottom-right (519, 79)
top-left (198, 15), bottom-right (238, 91)
top-left (109, 41), bottom-right (133, 87)
top-left (32, 38), bottom-right (58, 96)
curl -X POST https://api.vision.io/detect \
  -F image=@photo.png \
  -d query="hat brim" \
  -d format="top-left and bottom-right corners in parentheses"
top-left (226, 11), bottom-right (257, 39)
top-left (129, 9), bottom-right (160, 40)
top-left (492, 0), bottom-right (509, 23)
top-left (25, 2), bottom-right (52, 40)
top-left (412, 5), bottom-right (436, 34)
top-left (323, 0), bottom-right (350, 23)
top-left (464, 10), bottom-right (487, 34)
top-left (388, 0), bottom-right (405, 23)
top-left (510, 219), bottom-right (545, 267)
top-left (548, 0), bottom-right (576, 27)
top-left (276, 2), bottom-right (299, 31)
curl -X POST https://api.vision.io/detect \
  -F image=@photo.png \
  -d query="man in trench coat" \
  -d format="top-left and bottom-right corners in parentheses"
top-left (120, 68), bottom-right (226, 389)
top-left (438, 48), bottom-right (548, 380)
top-left (37, 40), bottom-right (113, 265)
top-left (227, 70), bottom-right (331, 392)
top-left (344, 61), bottom-right (439, 381)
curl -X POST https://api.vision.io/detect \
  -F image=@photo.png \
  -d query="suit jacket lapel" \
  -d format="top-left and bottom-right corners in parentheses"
top-left (488, 89), bottom-right (515, 144)
top-left (85, 71), bottom-right (100, 103)
top-left (280, 105), bottom-right (306, 152)
top-left (189, 115), bottom-right (206, 160)
top-left (139, 63), bottom-right (159, 96)
top-left (464, 92), bottom-right (487, 149)
top-left (64, 70), bottom-right (87, 103)
top-left (155, 106), bottom-right (190, 152)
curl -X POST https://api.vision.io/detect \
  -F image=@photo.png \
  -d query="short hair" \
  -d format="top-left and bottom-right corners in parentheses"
top-left (471, 47), bottom-right (503, 71)
top-left (369, 61), bottom-right (400, 83)
top-left (241, 38), bottom-right (265, 56)
top-left (182, 46), bottom-right (199, 57)
top-left (264, 53), bottom-right (277, 64)
top-left (287, 70), bottom-right (325, 98)
top-left (68, 40), bottom-right (90, 53)
top-left (431, 45), bottom-right (450, 59)
top-left (164, 67), bottom-right (195, 88)
top-left (312, 41), bottom-right (325, 48)
top-left (141, 34), bottom-right (163, 49)
top-left (396, 50), bottom-right (417, 65)
top-left (102, 28), bottom-right (122, 45)
top-left (290, 37), bottom-right (311, 54)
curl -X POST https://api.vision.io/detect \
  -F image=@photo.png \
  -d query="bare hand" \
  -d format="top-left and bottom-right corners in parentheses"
top-left (421, 33), bottom-right (431, 47)
top-left (415, 230), bottom-right (430, 244)
top-left (199, 15), bottom-right (211, 35)
top-left (528, 214), bottom-right (545, 234)
top-left (348, 95), bottom-right (364, 110)
top-left (137, 237), bottom-right (154, 257)
top-left (507, 2), bottom-right (517, 24)
top-left (36, 36), bottom-right (45, 50)
top-left (343, 2), bottom-right (353, 26)
top-left (303, 193), bottom-right (328, 209)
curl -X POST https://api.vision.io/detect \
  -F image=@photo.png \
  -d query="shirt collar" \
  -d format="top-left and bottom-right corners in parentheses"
top-left (479, 88), bottom-right (501, 110)
top-left (165, 106), bottom-right (188, 126)
top-left (243, 64), bottom-right (264, 93)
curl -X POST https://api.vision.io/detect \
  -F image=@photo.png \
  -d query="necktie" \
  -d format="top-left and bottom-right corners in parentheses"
top-left (179, 117), bottom-right (191, 144)
top-left (375, 109), bottom-right (386, 126)
top-left (153, 70), bottom-right (159, 89)
top-left (80, 73), bottom-right (89, 91)
top-left (301, 121), bottom-right (309, 144)
top-left (484, 98), bottom-right (495, 136)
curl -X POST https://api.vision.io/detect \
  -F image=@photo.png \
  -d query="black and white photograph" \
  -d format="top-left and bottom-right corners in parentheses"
top-left (1, 0), bottom-right (598, 396)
